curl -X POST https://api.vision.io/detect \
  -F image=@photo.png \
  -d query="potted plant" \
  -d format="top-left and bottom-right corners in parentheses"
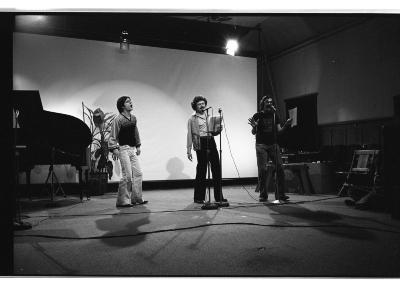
top-left (82, 102), bottom-right (117, 195)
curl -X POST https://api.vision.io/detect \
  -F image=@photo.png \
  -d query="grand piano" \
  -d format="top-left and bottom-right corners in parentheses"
top-left (13, 90), bottom-right (92, 201)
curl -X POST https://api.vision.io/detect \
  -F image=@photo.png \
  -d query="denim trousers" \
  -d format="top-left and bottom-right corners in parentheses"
top-left (255, 143), bottom-right (286, 200)
top-left (117, 145), bottom-right (144, 205)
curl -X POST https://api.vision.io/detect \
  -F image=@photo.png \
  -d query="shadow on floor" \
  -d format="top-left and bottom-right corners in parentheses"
top-left (268, 203), bottom-right (377, 241)
top-left (95, 206), bottom-right (151, 248)
top-left (132, 203), bottom-right (218, 265)
top-left (19, 197), bottom-right (82, 212)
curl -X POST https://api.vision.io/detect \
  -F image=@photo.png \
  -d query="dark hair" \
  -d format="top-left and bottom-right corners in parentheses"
top-left (191, 96), bottom-right (207, 111)
top-left (117, 96), bottom-right (130, 113)
top-left (259, 95), bottom-right (273, 110)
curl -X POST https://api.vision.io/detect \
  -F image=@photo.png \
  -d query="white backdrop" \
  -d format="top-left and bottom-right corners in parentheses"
top-left (13, 32), bottom-right (257, 182)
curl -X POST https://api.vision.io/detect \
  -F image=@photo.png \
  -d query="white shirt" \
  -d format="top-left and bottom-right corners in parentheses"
top-left (195, 113), bottom-right (209, 137)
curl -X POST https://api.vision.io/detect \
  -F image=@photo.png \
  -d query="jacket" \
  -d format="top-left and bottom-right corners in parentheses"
top-left (187, 113), bottom-right (221, 153)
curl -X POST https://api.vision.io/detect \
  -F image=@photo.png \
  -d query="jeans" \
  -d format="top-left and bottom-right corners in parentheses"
top-left (255, 143), bottom-right (286, 200)
top-left (194, 137), bottom-right (224, 201)
top-left (117, 145), bottom-right (144, 205)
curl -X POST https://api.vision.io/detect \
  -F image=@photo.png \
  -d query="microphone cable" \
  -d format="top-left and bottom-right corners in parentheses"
top-left (221, 114), bottom-right (259, 201)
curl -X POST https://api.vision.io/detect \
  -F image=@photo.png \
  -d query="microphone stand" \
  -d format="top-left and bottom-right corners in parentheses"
top-left (216, 108), bottom-right (229, 207)
top-left (202, 108), bottom-right (219, 210)
top-left (272, 106), bottom-right (281, 203)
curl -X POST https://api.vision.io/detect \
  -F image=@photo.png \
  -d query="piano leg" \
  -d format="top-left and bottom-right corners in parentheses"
top-left (85, 169), bottom-right (90, 200)
top-left (78, 168), bottom-right (83, 201)
top-left (26, 169), bottom-right (31, 200)
top-left (78, 167), bottom-right (90, 201)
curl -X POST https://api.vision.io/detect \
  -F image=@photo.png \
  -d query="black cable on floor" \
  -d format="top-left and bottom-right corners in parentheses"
top-left (14, 221), bottom-right (400, 240)
top-left (20, 196), bottom-right (342, 220)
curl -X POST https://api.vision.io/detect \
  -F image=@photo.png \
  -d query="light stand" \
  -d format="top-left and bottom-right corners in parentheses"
top-left (202, 108), bottom-right (219, 210)
top-left (216, 108), bottom-right (229, 207)
top-left (44, 147), bottom-right (66, 204)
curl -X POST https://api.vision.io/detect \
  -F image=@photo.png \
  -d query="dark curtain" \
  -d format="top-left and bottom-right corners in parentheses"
top-left (2, 13), bottom-right (14, 275)
top-left (281, 93), bottom-right (318, 152)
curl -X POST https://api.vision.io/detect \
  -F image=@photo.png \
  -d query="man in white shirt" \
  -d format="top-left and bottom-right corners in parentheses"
top-left (187, 95), bottom-right (227, 204)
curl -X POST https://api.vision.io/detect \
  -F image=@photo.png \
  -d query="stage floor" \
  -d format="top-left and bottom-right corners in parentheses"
top-left (13, 185), bottom-right (400, 277)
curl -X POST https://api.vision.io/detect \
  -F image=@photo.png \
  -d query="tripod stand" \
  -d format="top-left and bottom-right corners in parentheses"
top-left (44, 147), bottom-right (66, 202)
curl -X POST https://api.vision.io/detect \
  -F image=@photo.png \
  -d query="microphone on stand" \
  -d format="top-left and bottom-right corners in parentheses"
top-left (218, 108), bottom-right (222, 113)
top-left (203, 106), bottom-right (212, 111)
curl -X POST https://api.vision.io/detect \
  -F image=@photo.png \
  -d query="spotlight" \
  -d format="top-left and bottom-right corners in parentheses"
top-left (120, 30), bottom-right (130, 50)
top-left (225, 39), bottom-right (238, 56)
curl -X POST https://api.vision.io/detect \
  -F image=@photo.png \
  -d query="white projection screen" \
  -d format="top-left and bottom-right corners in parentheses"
top-left (13, 32), bottom-right (257, 182)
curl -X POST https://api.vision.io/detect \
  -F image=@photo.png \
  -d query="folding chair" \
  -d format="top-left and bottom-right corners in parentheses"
top-left (337, 149), bottom-right (380, 197)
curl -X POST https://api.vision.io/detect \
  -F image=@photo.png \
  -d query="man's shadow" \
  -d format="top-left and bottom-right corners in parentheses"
top-left (166, 157), bottom-right (190, 180)
top-left (134, 203), bottom-right (218, 265)
top-left (267, 203), bottom-right (377, 241)
top-left (95, 206), bottom-right (151, 248)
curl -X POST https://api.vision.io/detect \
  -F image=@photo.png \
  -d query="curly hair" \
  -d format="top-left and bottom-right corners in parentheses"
top-left (191, 95), bottom-right (208, 111)
top-left (116, 96), bottom-right (130, 113)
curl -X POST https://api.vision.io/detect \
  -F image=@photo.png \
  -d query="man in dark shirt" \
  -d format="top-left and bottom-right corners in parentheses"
top-left (109, 96), bottom-right (148, 207)
top-left (248, 96), bottom-right (292, 202)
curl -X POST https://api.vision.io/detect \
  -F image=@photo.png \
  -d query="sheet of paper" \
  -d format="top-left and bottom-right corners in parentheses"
top-left (288, 107), bottom-right (297, 127)
top-left (210, 116), bottom-right (222, 133)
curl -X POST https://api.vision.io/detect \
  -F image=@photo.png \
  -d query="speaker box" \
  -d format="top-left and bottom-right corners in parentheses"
top-left (307, 162), bottom-right (335, 194)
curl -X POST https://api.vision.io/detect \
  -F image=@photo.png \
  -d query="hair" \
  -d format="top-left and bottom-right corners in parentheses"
top-left (191, 95), bottom-right (208, 111)
top-left (259, 95), bottom-right (273, 110)
top-left (117, 96), bottom-right (130, 113)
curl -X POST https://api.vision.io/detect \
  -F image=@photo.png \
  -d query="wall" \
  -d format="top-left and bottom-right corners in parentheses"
top-left (13, 32), bottom-right (257, 183)
top-left (270, 16), bottom-right (400, 125)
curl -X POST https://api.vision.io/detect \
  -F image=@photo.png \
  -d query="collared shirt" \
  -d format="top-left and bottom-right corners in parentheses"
top-left (108, 113), bottom-right (141, 150)
top-left (195, 113), bottom-right (209, 137)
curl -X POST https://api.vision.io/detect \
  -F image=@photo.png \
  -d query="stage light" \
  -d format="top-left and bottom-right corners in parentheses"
top-left (225, 39), bottom-right (238, 56)
top-left (120, 30), bottom-right (130, 50)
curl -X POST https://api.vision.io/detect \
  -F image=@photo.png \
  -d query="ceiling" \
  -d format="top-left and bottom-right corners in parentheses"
top-left (14, 13), bottom-right (374, 58)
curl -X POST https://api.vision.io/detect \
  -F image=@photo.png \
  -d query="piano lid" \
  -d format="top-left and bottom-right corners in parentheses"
top-left (12, 90), bottom-right (92, 166)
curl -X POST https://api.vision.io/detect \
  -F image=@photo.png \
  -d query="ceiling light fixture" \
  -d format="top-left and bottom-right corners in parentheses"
top-left (120, 30), bottom-right (130, 50)
top-left (226, 39), bottom-right (238, 56)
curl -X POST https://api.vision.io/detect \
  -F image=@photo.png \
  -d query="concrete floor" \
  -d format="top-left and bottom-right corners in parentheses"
top-left (13, 185), bottom-right (400, 277)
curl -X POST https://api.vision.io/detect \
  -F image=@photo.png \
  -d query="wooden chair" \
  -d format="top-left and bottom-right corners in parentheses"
top-left (337, 150), bottom-right (380, 197)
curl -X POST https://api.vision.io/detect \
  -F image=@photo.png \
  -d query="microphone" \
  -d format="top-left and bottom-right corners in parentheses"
top-left (266, 102), bottom-right (276, 112)
top-left (218, 108), bottom-right (222, 113)
top-left (203, 106), bottom-right (212, 111)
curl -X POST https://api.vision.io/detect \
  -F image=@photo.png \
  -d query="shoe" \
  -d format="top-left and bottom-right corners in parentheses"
top-left (278, 195), bottom-right (290, 201)
top-left (194, 200), bottom-right (205, 204)
top-left (116, 204), bottom-right (133, 208)
top-left (259, 197), bottom-right (268, 202)
top-left (215, 198), bottom-right (228, 202)
top-left (137, 200), bottom-right (148, 205)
